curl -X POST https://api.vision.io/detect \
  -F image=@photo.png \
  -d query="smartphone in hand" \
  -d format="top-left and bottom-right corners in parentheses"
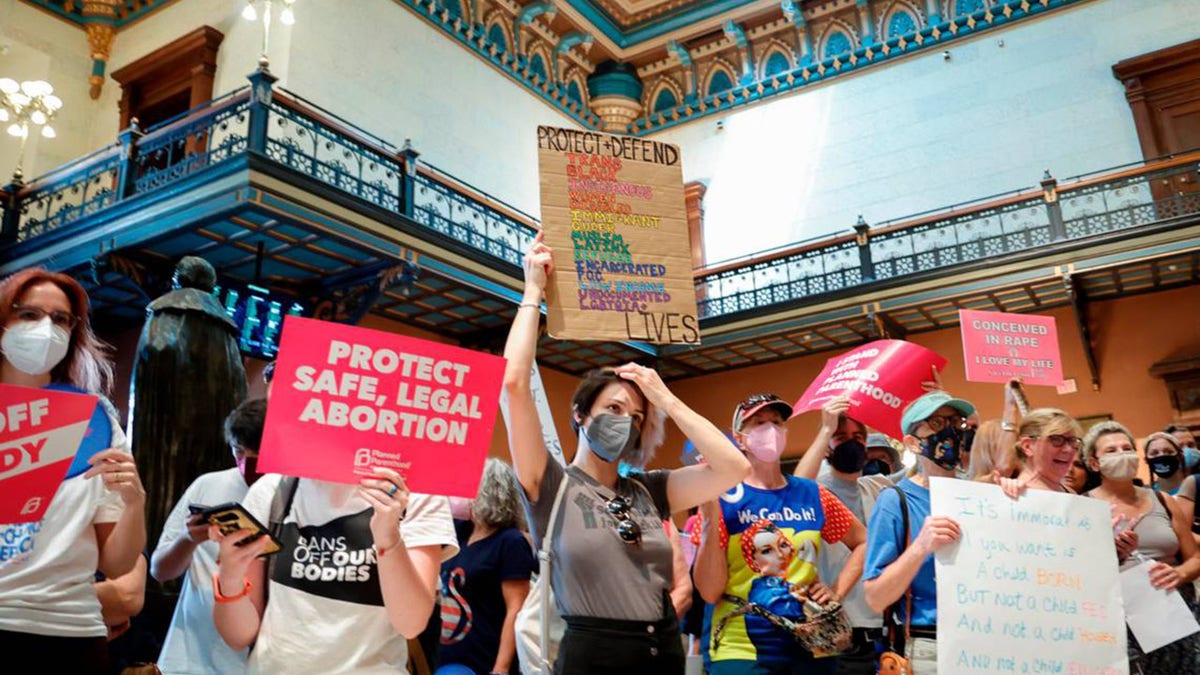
top-left (201, 503), bottom-right (282, 556)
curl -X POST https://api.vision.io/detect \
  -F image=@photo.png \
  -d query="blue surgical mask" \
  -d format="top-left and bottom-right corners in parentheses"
top-left (1184, 447), bottom-right (1200, 472)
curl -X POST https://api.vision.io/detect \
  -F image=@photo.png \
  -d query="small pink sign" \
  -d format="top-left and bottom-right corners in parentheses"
top-left (259, 316), bottom-right (506, 497)
top-left (0, 384), bottom-right (98, 523)
top-left (792, 340), bottom-right (947, 438)
top-left (959, 310), bottom-right (1064, 387)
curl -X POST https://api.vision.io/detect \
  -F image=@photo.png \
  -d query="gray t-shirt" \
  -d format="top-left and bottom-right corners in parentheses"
top-left (818, 470), bottom-right (884, 628)
top-left (525, 460), bottom-right (674, 622)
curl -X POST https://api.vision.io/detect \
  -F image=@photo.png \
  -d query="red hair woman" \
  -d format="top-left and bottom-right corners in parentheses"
top-left (0, 268), bottom-right (146, 673)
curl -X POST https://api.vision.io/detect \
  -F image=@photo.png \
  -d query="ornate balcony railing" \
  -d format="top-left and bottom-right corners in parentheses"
top-left (694, 153), bottom-right (1200, 319)
top-left (1, 68), bottom-right (1197, 324)
top-left (0, 71), bottom-right (540, 270)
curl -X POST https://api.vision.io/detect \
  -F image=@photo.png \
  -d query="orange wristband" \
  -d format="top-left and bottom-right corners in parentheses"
top-left (213, 572), bottom-right (252, 603)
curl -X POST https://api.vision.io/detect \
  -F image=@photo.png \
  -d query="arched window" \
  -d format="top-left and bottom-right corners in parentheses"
top-left (566, 80), bottom-right (584, 107)
top-left (887, 11), bottom-right (917, 38)
top-left (529, 53), bottom-right (549, 83)
top-left (824, 31), bottom-right (852, 59)
top-left (955, 0), bottom-right (984, 15)
top-left (487, 23), bottom-right (508, 51)
top-left (707, 68), bottom-right (734, 96)
top-left (652, 87), bottom-right (678, 113)
top-left (763, 51), bottom-right (791, 78)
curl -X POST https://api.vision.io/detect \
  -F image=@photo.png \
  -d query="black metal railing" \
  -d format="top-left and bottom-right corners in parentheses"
top-left (0, 71), bottom-right (540, 268)
top-left (694, 155), bottom-right (1200, 319)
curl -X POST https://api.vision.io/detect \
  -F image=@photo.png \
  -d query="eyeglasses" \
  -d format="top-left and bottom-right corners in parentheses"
top-left (1044, 434), bottom-right (1083, 450)
top-left (924, 414), bottom-right (967, 433)
top-left (11, 305), bottom-right (77, 330)
top-left (605, 496), bottom-right (642, 545)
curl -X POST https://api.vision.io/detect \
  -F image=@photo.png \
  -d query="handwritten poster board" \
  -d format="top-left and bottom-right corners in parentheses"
top-left (537, 125), bottom-right (699, 345)
top-left (0, 384), bottom-right (97, 523)
top-left (930, 478), bottom-right (1127, 675)
top-left (791, 340), bottom-right (946, 438)
top-left (959, 310), bottom-right (1064, 386)
top-left (259, 317), bottom-right (506, 498)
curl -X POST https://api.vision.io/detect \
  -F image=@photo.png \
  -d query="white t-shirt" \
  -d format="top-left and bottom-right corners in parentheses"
top-left (242, 475), bottom-right (458, 675)
top-left (0, 408), bottom-right (126, 637)
top-left (155, 467), bottom-right (251, 674)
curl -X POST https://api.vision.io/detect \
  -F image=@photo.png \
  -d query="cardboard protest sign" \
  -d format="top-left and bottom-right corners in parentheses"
top-left (791, 340), bottom-right (946, 438)
top-left (931, 478), bottom-right (1127, 675)
top-left (960, 310), bottom-right (1064, 386)
top-left (259, 317), bottom-right (506, 498)
top-left (537, 125), bottom-right (700, 345)
top-left (0, 384), bottom-right (99, 523)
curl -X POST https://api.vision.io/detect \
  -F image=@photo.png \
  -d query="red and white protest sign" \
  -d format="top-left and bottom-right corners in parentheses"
top-left (959, 310), bottom-right (1064, 386)
top-left (0, 384), bottom-right (98, 523)
top-left (791, 340), bottom-right (947, 438)
top-left (259, 317), bottom-right (506, 498)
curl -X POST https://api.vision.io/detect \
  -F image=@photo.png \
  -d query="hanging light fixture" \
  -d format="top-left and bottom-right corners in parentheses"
top-left (0, 78), bottom-right (63, 181)
top-left (241, 0), bottom-right (299, 69)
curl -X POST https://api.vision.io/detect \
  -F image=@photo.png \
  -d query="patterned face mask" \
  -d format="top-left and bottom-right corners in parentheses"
top-left (919, 424), bottom-right (965, 472)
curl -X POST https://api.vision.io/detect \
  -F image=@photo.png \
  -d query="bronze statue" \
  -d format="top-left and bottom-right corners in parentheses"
top-left (130, 256), bottom-right (247, 545)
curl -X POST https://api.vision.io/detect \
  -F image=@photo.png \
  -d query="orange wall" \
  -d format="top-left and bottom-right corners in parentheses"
top-left (658, 283), bottom-right (1200, 465)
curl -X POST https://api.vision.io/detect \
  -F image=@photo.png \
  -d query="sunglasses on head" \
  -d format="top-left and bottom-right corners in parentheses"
top-left (737, 393), bottom-right (784, 413)
top-left (605, 496), bottom-right (642, 545)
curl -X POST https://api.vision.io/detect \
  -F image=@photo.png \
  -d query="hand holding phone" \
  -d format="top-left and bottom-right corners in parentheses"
top-left (201, 503), bottom-right (282, 556)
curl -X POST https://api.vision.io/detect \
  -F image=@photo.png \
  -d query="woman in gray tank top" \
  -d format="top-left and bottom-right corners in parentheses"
top-left (501, 234), bottom-right (753, 675)
top-left (1082, 420), bottom-right (1200, 674)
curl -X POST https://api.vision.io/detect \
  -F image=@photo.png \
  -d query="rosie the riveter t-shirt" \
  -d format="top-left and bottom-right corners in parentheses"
top-left (709, 476), bottom-right (856, 664)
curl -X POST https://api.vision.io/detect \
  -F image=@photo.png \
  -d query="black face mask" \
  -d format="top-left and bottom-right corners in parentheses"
top-left (1148, 455), bottom-right (1181, 478)
top-left (920, 425), bottom-right (965, 472)
top-left (829, 440), bottom-right (867, 473)
top-left (862, 458), bottom-right (892, 476)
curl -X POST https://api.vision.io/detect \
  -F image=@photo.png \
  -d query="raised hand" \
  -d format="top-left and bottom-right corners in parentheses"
top-left (820, 395), bottom-right (851, 433)
top-left (614, 362), bottom-right (677, 410)
top-left (523, 231), bottom-right (553, 295)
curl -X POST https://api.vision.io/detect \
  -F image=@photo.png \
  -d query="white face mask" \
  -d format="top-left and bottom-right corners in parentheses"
top-left (2, 318), bottom-right (71, 376)
top-left (1097, 451), bottom-right (1139, 481)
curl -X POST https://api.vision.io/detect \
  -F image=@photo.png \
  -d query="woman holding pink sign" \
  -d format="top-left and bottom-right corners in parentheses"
top-left (502, 232), bottom-right (752, 674)
top-left (0, 268), bottom-right (147, 673)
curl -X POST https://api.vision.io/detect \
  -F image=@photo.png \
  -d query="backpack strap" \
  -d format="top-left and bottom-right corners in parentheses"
top-left (883, 485), bottom-right (912, 654)
top-left (266, 477), bottom-right (300, 587)
top-left (537, 475), bottom-right (570, 670)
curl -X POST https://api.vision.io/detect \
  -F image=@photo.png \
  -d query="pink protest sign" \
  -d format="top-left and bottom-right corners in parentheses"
top-left (0, 384), bottom-right (99, 523)
top-left (959, 310), bottom-right (1064, 387)
top-left (791, 340), bottom-right (947, 438)
top-left (259, 317), bottom-right (506, 498)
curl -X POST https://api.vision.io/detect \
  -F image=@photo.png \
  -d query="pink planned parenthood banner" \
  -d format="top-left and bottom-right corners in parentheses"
top-left (791, 340), bottom-right (947, 438)
top-left (0, 384), bottom-right (98, 523)
top-left (259, 316), bottom-right (507, 498)
top-left (959, 309), bottom-right (1064, 387)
